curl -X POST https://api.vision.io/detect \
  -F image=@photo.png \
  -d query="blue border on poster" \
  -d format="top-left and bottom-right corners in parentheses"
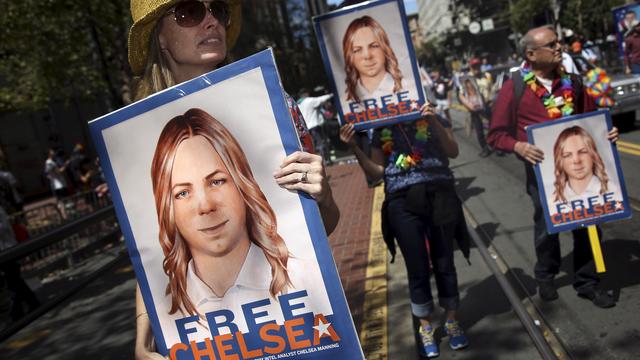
top-left (312, 0), bottom-right (425, 131)
top-left (88, 49), bottom-right (362, 358)
top-left (612, 2), bottom-right (640, 59)
top-left (526, 109), bottom-right (632, 234)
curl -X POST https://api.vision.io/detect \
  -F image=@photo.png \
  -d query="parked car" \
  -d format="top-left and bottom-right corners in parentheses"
top-left (571, 54), bottom-right (640, 121)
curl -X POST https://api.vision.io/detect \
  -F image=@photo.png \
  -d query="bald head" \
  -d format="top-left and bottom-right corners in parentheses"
top-left (520, 25), bottom-right (562, 69)
top-left (519, 25), bottom-right (555, 54)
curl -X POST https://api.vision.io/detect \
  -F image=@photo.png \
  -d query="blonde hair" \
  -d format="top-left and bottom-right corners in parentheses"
top-left (553, 126), bottom-right (609, 203)
top-left (133, 24), bottom-right (176, 101)
top-left (151, 108), bottom-right (292, 316)
top-left (342, 16), bottom-right (403, 102)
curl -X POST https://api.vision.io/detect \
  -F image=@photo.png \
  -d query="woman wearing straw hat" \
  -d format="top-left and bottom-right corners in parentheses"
top-left (127, 1), bottom-right (340, 358)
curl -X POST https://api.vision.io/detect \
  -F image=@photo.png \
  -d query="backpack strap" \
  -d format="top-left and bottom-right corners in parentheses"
top-left (511, 69), bottom-right (525, 119)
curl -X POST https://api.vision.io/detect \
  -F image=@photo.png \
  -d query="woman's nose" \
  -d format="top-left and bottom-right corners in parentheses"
top-left (197, 191), bottom-right (217, 215)
top-left (202, 6), bottom-right (221, 29)
top-left (572, 154), bottom-right (581, 163)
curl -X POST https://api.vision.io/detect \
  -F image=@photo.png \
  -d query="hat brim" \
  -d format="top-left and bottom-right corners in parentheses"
top-left (128, 0), bottom-right (242, 76)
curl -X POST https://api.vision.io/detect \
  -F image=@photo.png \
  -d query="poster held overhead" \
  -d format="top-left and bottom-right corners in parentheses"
top-left (89, 49), bottom-right (362, 360)
top-left (313, 0), bottom-right (426, 130)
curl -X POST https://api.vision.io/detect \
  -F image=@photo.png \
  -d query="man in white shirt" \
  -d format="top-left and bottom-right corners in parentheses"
top-left (297, 89), bottom-right (334, 161)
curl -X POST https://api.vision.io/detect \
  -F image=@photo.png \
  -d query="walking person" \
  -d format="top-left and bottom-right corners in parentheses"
top-left (297, 88), bottom-right (334, 163)
top-left (0, 206), bottom-right (41, 321)
top-left (340, 102), bottom-right (470, 357)
top-left (122, 1), bottom-right (340, 358)
top-left (458, 58), bottom-right (493, 157)
top-left (488, 25), bottom-right (618, 308)
top-left (624, 21), bottom-right (640, 75)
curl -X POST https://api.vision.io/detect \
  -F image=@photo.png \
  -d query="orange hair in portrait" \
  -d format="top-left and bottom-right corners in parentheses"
top-left (342, 15), bottom-right (403, 102)
top-left (150, 108), bottom-right (291, 316)
top-left (552, 126), bottom-right (609, 203)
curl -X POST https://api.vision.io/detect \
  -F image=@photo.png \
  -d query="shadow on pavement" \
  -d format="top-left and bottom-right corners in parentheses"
top-left (1, 259), bottom-right (136, 360)
top-left (455, 177), bottom-right (485, 202)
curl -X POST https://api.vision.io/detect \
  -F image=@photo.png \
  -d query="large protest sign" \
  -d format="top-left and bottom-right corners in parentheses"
top-left (527, 110), bottom-right (632, 234)
top-left (89, 49), bottom-right (362, 359)
top-left (313, 0), bottom-right (425, 130)
top-left (612, 2), bottom-right (640, 59)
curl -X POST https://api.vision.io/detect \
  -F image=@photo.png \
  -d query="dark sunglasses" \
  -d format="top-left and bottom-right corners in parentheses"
top-left (167, 0), bottom-right (230, 28)
top-left (533, 39), bottom-right (561, 50)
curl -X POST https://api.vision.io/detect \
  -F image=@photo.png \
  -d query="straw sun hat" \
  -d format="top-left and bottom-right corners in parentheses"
top-left (128, 0), bottom-right (242, 75)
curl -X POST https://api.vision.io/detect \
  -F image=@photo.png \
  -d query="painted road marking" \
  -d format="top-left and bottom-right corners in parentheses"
top-left (617, 140), bottom-right (640, 150)
top-left (618, 140), bottom-right (640, 156)
top-left (359, 185), bottom-right (387, 360)
top-left (2, 329), bottom-right (51, 350)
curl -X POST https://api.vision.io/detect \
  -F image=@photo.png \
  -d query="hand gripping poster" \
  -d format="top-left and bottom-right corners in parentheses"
top-left (313, 0), bottom-right (426, 130)
top-left (89, 49), bottom-right (362, 360)
top-left (527, 110), bottom-right (632, 234)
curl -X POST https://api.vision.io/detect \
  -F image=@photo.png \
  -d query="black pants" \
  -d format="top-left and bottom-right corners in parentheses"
top-left (1, 261), bottom-right (41, 320)
top-left (525, 165), bottom-right (599, 293)
top-left (386, 196), bottom-right (459, 318)
top-left (470, 111), bottom-right (488, 150)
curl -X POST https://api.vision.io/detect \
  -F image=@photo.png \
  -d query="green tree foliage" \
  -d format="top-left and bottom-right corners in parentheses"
top-left (560, 0), bottom-right (626, 39)
top-left (509, 0), bottom-right (551, 34)
top-left (0, 0), bottom-right (131, 113)
top-left (416, 38), bottom-right (448, 69)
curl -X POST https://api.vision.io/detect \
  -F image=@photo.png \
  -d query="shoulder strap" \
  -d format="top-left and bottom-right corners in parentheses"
top-left (511, 70), bottom-right (525, 117)
top-left (570, 73), bottom-right (583, 96)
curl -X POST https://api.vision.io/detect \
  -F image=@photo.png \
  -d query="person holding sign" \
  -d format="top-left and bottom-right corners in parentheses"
top-left (488, 25), bottom-right (618, 308)
top-left (125, 1), bottom-right (340, 358)
top-left (343, 15), bottom-right (405, 103)
top-left (340, 103), bottom-right (470, 358)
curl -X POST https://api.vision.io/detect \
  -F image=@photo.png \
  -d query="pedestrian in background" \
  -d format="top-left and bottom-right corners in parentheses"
top-left (488, 25), bottom-right (618, 308)
top-left (297, 88), bottom-right (335, 164)
top-left (624, 22), bottom-right (640, 74)
top-left (458, 58), bottom-right (493, 157)
top-left (340, 102), bottom-right (470, 358)
top-left (44, 149), bottom-right (69, 201)
top-left (0, 205), bottom-right (41, 322)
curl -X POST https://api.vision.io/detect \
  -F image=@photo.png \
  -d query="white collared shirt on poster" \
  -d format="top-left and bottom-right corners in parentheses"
top-left (354, 72), bottom-right (415, 104)
top-left (182, 243), bottom-right (330, 343)
top-left (549, 175), bottom-right (623, 215)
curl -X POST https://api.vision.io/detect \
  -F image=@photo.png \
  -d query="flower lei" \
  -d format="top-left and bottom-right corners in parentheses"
top-left (585, 67), bottom-right (615, 107)
top-left (380, 119), bottom-right (430, 170)
top-left (521, 64), bottom-right (574, 119)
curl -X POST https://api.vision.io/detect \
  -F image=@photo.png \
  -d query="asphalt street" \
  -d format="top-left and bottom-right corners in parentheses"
top-left (448, 108), bottom-right (640, 360)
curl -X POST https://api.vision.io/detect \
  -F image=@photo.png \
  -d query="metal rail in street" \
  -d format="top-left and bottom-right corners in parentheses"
top-left (463, 206), bottom-right (569, 360)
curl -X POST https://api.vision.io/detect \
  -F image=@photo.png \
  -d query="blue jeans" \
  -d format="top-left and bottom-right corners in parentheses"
top-left (386, 195), bottom-right (460, 318)
top-left (524, 165), bottom-right (600, 293)
top-left (631, 63), bottom-right (640, 75)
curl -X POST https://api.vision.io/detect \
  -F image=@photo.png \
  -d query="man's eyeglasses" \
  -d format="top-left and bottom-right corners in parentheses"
top-left (166, 0), bottom-right (230, 28)
top-left (533, 40), bottom-right (561, 51)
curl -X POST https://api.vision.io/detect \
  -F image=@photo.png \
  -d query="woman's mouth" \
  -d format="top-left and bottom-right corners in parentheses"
top-left (199, 36), bottom-right (222, 46)
top-left (199, 220), bottom-right (228, 234)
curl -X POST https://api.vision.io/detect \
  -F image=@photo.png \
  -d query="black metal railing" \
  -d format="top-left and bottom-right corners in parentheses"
top-left (0, 190), bottom-right (125, 340)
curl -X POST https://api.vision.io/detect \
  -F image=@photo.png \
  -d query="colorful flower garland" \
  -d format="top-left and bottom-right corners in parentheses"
top-left (586, 67), bottom-right (615, 107)
top-left (380, 119), bottom-right (430, 170)
top-left (521, 65), bottom-right (574, 119)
